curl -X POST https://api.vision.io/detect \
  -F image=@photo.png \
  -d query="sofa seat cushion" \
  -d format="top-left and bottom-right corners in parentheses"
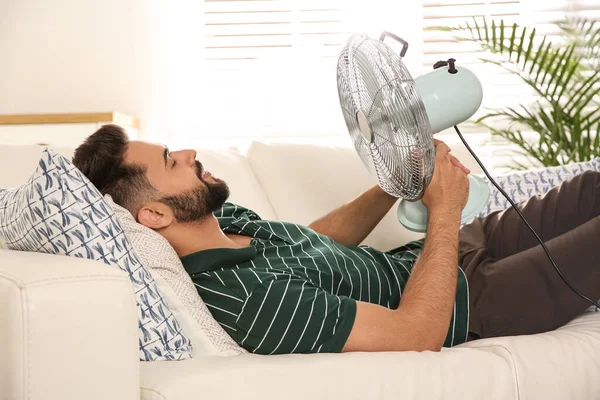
top-left (140, 312), bottom-right (600, 400)
top-left (460, 312), bottom-right (600, 400)
top-left (140, 345), bottom-right (516, 400)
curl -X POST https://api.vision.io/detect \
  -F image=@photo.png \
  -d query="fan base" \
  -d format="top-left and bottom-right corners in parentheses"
top-left (396, 174), bottom-right (490, 233)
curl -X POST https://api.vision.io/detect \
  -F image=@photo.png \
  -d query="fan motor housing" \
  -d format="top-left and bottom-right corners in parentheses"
top-left (414, 65), bottom-right (483, 133)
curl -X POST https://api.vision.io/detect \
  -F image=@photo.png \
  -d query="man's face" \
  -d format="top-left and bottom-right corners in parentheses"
top-left (125, 141), bottom-right (229, 222)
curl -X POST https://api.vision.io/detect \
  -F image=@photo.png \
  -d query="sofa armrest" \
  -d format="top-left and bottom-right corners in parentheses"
top-left (0, 250), bottom-right (139, 400)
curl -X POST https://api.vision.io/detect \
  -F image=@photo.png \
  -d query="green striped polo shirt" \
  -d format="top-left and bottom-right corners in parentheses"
top-left (181, 202), bottom-right (469, 354)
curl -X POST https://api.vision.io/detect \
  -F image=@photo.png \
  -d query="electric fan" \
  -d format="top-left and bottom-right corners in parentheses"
top-left (337, 32), bottom-right (490, 232)
top-left (336, 31), bottom-right (600, 309)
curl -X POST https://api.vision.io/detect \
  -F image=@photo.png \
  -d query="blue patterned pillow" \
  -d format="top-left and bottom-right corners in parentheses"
top-left (478, 158), bottom-right (600, 218)
top-left (0, 148), bottom-right (192, 361)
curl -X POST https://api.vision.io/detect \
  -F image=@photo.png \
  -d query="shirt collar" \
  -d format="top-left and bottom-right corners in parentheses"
top-left (216, 216), bottom-right (289, 245)
top-left (180, 246), bottom-right (257, 275)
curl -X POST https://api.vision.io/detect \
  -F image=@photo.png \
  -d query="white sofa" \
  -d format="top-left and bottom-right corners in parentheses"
top-left (1, 141), bottom-right (600, 400)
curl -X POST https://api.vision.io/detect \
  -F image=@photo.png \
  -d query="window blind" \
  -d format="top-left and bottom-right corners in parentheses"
top-left (572, 0), bottom-right (600, 18)
top-left (204, 0), bottom-right (348, 64)
top-left (166, 0), bottom-right (598, 158)
top-left (165, 0), bottom-right (359, 146)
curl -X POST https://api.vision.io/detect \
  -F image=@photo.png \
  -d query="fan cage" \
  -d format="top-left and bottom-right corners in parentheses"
top-left (337, 34), bottom-right (435, 200)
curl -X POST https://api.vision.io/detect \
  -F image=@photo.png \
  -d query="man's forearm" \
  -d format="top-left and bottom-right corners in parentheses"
top-left (307, 185), bottom-right (398, 246)
top-left (397, 207), bottom-right (461, 351)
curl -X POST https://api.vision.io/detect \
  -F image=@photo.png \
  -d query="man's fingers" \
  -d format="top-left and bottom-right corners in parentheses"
top-left (435, 143), bottom-right (451, 158)
top-left (448, 154), bottom-right (470, 174)
top-left (434, 139), bottom-right (469, 174)
top-left (433, 142), bottom-right (470, 173)
top-left (433, 139), bottom-right (451, 152)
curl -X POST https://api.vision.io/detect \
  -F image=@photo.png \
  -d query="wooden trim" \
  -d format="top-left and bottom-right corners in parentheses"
top-left (0, 112), bottom-right (139, 129)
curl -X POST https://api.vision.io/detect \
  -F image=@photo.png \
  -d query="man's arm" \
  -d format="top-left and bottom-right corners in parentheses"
top-left (342, 207), bottom-right (461, 352)
top-left (307, 185), bottom-right (397, 247)
top-left (341, 141), bottom-right (469, 352)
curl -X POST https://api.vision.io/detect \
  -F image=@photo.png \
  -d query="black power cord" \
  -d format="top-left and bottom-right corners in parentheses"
top-left (454, 124), bottom-right (600, 310)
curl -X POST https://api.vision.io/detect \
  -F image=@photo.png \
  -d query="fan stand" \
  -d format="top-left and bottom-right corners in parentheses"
top-left (396, 174), bottom-right (490, 233)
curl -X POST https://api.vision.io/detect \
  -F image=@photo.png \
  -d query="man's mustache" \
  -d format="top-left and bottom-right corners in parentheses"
top-left (195, 160), bottom-right (204, 180)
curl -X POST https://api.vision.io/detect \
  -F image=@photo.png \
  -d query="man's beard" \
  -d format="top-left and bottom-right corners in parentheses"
top-left (159, 161), bottom-right (230, 223)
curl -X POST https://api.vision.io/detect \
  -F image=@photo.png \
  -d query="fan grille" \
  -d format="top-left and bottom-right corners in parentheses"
top-left (337, 34), bottom-right (434, 200)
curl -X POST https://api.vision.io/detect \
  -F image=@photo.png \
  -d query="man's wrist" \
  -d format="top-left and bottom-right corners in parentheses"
top-left (373, 184), bottom-right (399, 201)
top-left (428, 206), bottom-right (462, 226)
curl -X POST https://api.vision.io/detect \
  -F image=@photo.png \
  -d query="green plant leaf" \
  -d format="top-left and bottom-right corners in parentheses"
top-left (515, 25), bottom-right (525, 64)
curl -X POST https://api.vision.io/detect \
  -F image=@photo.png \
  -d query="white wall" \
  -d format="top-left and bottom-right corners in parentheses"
top-left (0, 1), bottom-right (426, 145)
top-left (0, 0), bottom-right (167, 138)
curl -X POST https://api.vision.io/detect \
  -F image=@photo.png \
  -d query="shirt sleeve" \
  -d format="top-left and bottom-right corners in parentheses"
top-left (234, 277), bottom-right (357, 355)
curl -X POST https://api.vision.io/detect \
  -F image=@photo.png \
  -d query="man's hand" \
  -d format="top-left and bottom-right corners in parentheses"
top-left (433, 139), bottom-right (470, 175)
top-left (422, 140), bottom-right (470, 213)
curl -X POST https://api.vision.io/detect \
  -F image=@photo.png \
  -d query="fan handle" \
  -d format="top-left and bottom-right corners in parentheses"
top-left (379, 31), bottom-right (409, 57)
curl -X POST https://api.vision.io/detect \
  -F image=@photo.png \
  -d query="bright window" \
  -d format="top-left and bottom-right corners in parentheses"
top-left (158, 1), bottom-right (422, 148)
top-left (153, 0), bottom-right (596, 153)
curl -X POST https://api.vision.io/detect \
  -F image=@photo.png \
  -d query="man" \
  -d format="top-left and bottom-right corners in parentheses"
top-left (73, 124), bottom-right (600, 354)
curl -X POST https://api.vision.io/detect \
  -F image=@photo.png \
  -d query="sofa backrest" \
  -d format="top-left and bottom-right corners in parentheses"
top-left (245, 142), bottom-right (426, 250)
top-left (243, 139), bottom-right (485, 250)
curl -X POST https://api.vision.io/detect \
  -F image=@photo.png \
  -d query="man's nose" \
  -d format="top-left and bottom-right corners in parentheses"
top-left (173, 149), bottom-right (197, 165)
top-left (185, 149), bottom-right (197, 165)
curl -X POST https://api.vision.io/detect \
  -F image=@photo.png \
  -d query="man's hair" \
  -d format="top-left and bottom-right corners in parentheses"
top-left (72, 124), bottom-right (156, 215)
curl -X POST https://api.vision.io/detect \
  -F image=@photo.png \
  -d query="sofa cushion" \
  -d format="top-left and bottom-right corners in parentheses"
top-left (139, 312), bottom-right (600, 400)
top-left (460, 312), bottom-right (600, 400)
top-left (105, 195), bottom-right (245, 357)
top-left (0, 148), bottom-right (192, 361)
top-left (139, 345), bottom-right (517, 400)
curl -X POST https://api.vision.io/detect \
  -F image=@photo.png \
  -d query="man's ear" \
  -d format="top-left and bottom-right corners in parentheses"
top-left (137, 202), bottom-right (174, 230)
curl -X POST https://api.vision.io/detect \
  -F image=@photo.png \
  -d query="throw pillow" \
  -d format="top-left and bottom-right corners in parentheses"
top-left (105, 195), bottom-right (245, 356)
top-left (478, 158), bottom-right (600, 218)
top-left (0, 148), bottom-right (193, 361)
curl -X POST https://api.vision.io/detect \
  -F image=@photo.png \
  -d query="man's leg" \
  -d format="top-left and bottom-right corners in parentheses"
top-left (459, 170), bottom-right (600, 339)
top-left (461, 170), bottom-right (600, 260)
